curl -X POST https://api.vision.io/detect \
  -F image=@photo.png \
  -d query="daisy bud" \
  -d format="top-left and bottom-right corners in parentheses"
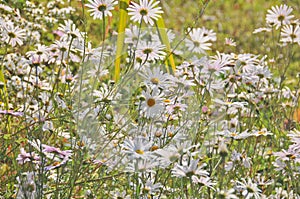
top-left (66, 75), bottom-right (73, 83)
top-left (109, 80), bottom-right (115, 85)
top-left (139, 95), bottom-right (146, 101)
top-left (228, 75), bottom-right (236, 83)
top-left (0, 81), bottom-right (4, 89)
top-left (167, 131), bottom-right (173, 137)
top-left (155, 131), bottom-right (162, 137)
top-left (77, 141), bottom-right (85, 147)
top-left (150, 145), bottom-right (159, 151)
top-left (218, 141), bottom-right (228, 158)
top-left (136, 57), bottom-right (143, 64)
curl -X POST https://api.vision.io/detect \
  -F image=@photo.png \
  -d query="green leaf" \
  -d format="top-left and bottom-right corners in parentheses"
top-left (0, 67), bottom-right (8, 105)
top-left (114, 0), bottom-right (130, 82)
top-left (155, 16), bottom-right (176, 73)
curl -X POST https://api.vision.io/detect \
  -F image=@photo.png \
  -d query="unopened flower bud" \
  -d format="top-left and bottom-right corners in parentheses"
top-left (218, 142), bottom-right (228, 158)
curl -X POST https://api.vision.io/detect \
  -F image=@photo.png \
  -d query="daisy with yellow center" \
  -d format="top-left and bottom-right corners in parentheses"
top-left (122, 137), bottom-right (152, 159)
top-left (85, 0), bottom-right (117, 20)
top-left (136, 41), bottom-right (166, 63)
top-left (253, 128), bottom-right (273, 137)
top-left (139, 67), bottom-right (170, 89)
top-left (141, 87), bottom-right (164, 118)
top-left (266, 4), bottom-right (294, 29)
top-left (2, 23), bottom-right (26, 47)
top-left (147, 98), bottom-right (156, 107)
top-left (127, 0), bottom-right (163, 26)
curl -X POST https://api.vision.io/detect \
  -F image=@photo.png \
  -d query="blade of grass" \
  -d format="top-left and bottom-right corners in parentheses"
top-left (114, 0), bottom-right (129, 82)
top-left (0, 66), bottom-right (11, 133)
top-left (0, 67), bottom-right (8, 108)
top-left (155, 17), bottom-right (176, 73)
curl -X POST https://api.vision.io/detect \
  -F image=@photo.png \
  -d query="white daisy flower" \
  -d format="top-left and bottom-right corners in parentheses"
top-left (26, 44), bottom-right (49, 63)
top-left (136, 41), bottom-right (166, 63)
top-left (122, 137), bottom-right (152, 159)
top-left (266, 4), bottom-right (294, 29)
top-left (225, 37), bottom-right (236, 46)
top-left (235, 178), bottom-right (263, 199)
top-left (202, 52), bottom-right (233, 74)
top-left (219, 129), bottom-right (251, 140)
top-left (280, 24), bottom-right (300, 44)
top-left (169, 75), bottom-right (196, 88)
top-left (140, 87), bottom-right (164, 118)
top-left (142, 180), bottom-right (162, 195)
top-left (125, 25), bottom-right (146, 45)
top-left (216, 189), bottom-right (239, 199)
top-left (198, 27), bottom-right (217, 41)
top-left (166, 101), bottom-right (188, 115)
top-left (58, 19), bottom-right (82, 39)
top-left (172, 159), bottom-right (208, 178)
top-left (252, 128), bottom-right (273, 137)
top-left (1, 22), bottom-right (26, 47)
top-left (139, 67), bottom-right (170, 89)
top-left (124, 158), bottom-right (158, 173)
top-left (127, 0), bottom-right (163, 26)
top-left (253, 27), bottom-right (272, 34)
top-left (191, 176), bottom-right (216, 190)
top-left (93, 89), bottom-right (111, 104)
top-left (185, 28), bottom-right (213, 54)
top-left (85, 0), bottom-right (117, 20)
top-left (49, 40), bottom-right (80, 63)
top-left (155, 149), bottom-right (180, 167)
top-left (109, 190), bottom-right (131, 199)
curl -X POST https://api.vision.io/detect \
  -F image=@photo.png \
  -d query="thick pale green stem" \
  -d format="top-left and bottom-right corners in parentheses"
top-left (0, 46), bottom-right (9, 110)
top-left (0, 68), bottom-right (8, 106)
top-left (1, 43), bottom-right (11, 133)
top-left (155, 17), bottom-right (176, 73)
top-left (114, 0), bottom-right (130, 82)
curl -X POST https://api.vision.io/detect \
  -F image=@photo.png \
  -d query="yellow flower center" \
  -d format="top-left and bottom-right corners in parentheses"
top-left (147, 98), bottom-right (156, 107)
top-left (164, 99), bottom-right (171, 103)
top-left (230, 132), bottom-right (237, 137)
top-left (151, 145), bottom-right (159, 151)
top-left (135, 149), bottom-right (144, 155)
top-left (151, 77), bottom-right (159, 84)
top-left (155, 131), bottom-right (162, 137)
top-left (140, 8), bottom-right (148, 16)
top-left (53, 161), bottom-right (60, 166)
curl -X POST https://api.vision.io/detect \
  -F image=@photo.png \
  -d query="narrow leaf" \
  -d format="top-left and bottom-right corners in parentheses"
top-left (114, 0), bottom-right (130, 82)
top-left (0, 68), bottom-right (8, 104)
top-left (156, 17), bottom-right (176, 73)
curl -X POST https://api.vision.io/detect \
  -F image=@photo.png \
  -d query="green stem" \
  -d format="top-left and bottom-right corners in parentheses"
top-left (0, 43), bottom-right (11, 133)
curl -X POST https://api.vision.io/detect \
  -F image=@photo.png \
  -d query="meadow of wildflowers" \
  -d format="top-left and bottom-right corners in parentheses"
top-left (0, 0), bottom-right (300, 198)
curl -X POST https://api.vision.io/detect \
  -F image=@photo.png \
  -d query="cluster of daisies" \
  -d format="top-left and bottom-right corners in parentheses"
top-left (264, 4), bottom-right (300, 44)
top-left (0, 0), bottom-right (299, 198)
